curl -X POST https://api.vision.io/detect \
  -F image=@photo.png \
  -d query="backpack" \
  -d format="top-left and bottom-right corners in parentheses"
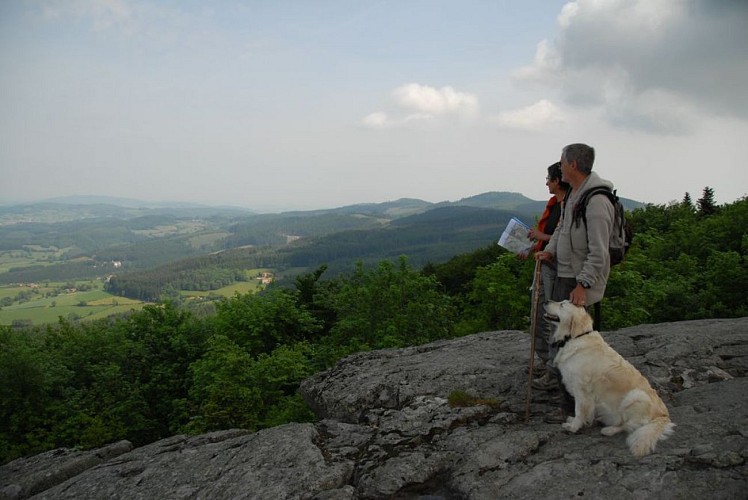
top-left (572, 187), bottom-right (633, 266)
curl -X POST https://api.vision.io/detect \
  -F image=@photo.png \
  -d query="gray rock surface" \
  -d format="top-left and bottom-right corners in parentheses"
top-left (2, 318), bottom-right (746, 499)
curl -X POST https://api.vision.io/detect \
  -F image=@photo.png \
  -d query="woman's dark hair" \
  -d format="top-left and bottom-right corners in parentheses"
top-left (547, 162), bottom-right (570, 190)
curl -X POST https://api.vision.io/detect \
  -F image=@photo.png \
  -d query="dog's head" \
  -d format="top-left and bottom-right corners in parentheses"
top-left (544, 300), bottom-right (594, 339)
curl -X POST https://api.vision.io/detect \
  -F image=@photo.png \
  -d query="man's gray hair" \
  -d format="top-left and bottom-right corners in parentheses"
top-left (562, 143), bottom-right (595, 174)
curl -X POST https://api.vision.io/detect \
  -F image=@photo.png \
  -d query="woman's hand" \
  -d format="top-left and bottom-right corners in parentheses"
top-left (527, 229), bottom-right (548, 241)
top-left (535, 251), bottom-right (553, 262)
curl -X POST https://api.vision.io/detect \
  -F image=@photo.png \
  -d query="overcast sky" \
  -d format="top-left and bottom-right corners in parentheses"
top-left (1, 0), bottom-right (747, 211)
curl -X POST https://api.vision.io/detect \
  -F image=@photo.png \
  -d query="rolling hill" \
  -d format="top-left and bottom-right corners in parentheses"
top-left (0, 191), bottom-right (644, 296)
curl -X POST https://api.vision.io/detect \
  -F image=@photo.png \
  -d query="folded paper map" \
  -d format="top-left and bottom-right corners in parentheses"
top-left (497, 217), bottom-right (533, 254)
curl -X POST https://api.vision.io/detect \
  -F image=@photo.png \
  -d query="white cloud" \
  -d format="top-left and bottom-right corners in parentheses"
top-left (514, 0), bottom-right (748, 133)
top-left (511, 39), bottom-right (560, 83)
top-left (492, 99), bottom-right (565, 131)
top-left (363, 83), bottom-right (478, 129)
top-left (392, 83), bottom-right (478, 117)
top-left (361, 112), bottom-right (390, 129)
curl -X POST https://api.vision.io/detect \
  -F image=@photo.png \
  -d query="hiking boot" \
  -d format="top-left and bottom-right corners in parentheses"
top-left (543, 407), bottom-right (569, 424)
top-left (525, 360), bottom-right (548, 377)
top-left (532, 372), bottom-right (559, 391)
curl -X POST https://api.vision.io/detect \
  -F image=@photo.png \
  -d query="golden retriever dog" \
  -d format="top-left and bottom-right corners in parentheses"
top-left (544, 300), bottom-right (675, 456)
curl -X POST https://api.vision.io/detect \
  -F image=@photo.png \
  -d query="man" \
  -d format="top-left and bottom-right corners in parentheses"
top-left (534, 143), bottom-right (616, 390)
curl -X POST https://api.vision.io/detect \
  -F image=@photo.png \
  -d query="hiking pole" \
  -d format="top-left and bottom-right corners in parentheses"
top-left (525, 259), bottom-right (542, 423)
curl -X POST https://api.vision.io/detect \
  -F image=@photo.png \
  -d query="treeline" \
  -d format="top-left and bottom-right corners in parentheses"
top-left (1, 189), bottom-right (746, 465)
top-left (104, 247), bottom-right (281, 300)
top-left (0, 260), bottom-right (119, 285)
top-left (0, 215), bottom-right (179, 254)
top-left (93, 237), bottom-right (206, 270)
top-left (224, 212), bottom-right (386, 248)
top-left (281, 206), bottom-right (517, 274)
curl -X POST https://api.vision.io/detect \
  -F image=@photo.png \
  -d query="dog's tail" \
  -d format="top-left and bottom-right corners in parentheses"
top-left (627, 417), bottom-right (675, 457)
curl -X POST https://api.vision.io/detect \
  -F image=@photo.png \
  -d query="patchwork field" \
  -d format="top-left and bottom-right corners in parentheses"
top-left (0, 275), bottom-right (267, 326)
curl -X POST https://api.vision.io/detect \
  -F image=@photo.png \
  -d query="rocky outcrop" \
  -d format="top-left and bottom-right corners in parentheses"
top-left (2, 318), bottom-right (747, 499)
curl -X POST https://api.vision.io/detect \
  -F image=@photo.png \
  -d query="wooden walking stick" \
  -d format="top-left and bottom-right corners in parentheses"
top-left (525, 259), bottom-right (543, 422)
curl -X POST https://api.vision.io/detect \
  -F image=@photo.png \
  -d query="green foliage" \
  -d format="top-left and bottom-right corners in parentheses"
top-left (597, 196), bottom-right (748, 328)
top-left (185, 334), bottom-right (261, 433)
top-left (213, 288), bottom-right (322, 357)
top-left (323, 257), bottom-right (456, 351)
top-left (697, 186), bottom-right (718, 217)
top-left (422, 244), bottom-right (504, 296)
top-left (456, 253), bottom-right (534, 333)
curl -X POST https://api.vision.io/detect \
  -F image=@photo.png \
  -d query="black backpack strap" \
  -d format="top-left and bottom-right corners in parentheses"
top-left (573, 186), bottom-right (616, 228)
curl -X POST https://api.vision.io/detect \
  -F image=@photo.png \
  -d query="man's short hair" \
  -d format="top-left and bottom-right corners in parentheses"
top-left (562, 143), bottom-right (595, 174)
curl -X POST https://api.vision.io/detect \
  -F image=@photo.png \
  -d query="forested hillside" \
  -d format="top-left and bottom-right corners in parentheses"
top-left (0, 194), bottom-right (537, 286)
top-left (1, 189), bottom-right (745, 465)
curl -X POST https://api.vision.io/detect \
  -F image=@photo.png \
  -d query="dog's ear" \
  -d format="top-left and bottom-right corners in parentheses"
top-left (568, 309), bottom-right (579, 336)
top-left (569, 305), bottom-right (594, 336)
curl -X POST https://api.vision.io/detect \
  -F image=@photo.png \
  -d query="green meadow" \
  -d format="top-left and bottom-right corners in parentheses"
top-left (0, 284), bottom-right (144, 326)
top-left (179, 269), bottom-right (271, 298)
top-left (0, 247), bottom-right (70, 274)
top-left (0, 274), bottom-right (268, 326)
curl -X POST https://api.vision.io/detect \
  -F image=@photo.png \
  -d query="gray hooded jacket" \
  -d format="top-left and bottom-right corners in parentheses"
top-left (545, 171), bottom-right (615, 305)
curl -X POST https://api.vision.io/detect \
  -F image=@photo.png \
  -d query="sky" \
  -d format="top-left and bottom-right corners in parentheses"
top-left (1, 0), bottom-right (747, 211)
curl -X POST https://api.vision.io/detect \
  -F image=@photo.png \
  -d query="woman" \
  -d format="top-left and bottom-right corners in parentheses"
top-left (526, 162), bottom-right (569, 390)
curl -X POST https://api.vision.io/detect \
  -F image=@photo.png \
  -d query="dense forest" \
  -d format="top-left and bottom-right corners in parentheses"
top-left (2, 189), bottom-right (746, 464)
top-left (104, 247), bottom-right (276, 301)
top-left (101, 206), bottom-right (530, 297)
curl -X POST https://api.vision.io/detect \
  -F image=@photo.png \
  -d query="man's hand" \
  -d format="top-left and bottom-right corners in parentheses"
top-left (570, 284), bottom-right (587, 306)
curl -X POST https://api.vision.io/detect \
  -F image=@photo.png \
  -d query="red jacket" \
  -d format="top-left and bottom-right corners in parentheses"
top-left (533, 196), bottom-right (561, 253)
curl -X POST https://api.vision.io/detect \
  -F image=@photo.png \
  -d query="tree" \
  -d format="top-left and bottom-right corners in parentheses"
top-left (185, 335), bottom-right (261, 433)
top-left (697, 186), bottom-right (718, 217)
top-left (324, 257), bottom-right (456, 353)
top-left (682, 192), bottom-right (693, 208)
top-left (112, 303), bottom-right (209, 442)
top-left (461, 253), bottom-right (533, 333)
top-left (213, 288), bottom-right (322, 357)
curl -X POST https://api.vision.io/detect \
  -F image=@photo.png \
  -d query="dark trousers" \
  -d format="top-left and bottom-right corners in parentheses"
top-left (532, 263), bottom-right (557, 365)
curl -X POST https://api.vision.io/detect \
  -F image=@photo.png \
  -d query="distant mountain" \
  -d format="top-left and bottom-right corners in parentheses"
top-left (35, 195), bottom-right (254, 212)
top-left (440, 191), bottom-right (544, 211)
top-left (278, 198), bottom-right (433, 220)
top-left (2, 190), bottom-right (645, 223)
top-left (276, 192), bottom-right (550, 221)
top-left (40, 195), bottom-right (163, 208)
top-left (0, 200), bottom-right (256, 226)
top-left (278, 204), bottom-right (536, 276)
